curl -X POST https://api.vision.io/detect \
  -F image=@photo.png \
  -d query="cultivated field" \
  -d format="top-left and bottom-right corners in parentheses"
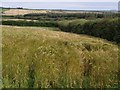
top-left (2, 9), bottom-right (48, 15)
top-left (2, 26), bottom-right (118, 88)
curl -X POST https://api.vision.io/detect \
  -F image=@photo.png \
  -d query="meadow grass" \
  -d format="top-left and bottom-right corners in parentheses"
top-left (2, 26), bottom-right (118, 88)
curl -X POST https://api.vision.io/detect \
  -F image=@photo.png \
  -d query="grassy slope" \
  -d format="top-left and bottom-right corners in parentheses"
top-left (2, 26), bottom-right (118, 88)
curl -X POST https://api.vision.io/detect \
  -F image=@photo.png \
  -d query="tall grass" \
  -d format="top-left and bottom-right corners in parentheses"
top-left (2, 26), bottom-right (118, 88)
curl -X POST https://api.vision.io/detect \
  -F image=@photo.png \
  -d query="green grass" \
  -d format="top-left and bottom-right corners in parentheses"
top-left (58, 19), bottom-right (88, 26)
top-left (2, 26), bottom-right (118, 88)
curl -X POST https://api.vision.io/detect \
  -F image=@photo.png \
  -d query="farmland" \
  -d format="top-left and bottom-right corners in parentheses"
top-left (2, 26), bottom-right (118, 88)
top-left (2, 8), bottom-right (119, 43)
top-left (1, 8), bottom-right (120, 88)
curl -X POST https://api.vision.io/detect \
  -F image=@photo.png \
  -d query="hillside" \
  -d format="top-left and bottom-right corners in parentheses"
top-left (2, 8), bottom-right (119, 43)
top-left (2, 26), bottom-right (118, 88)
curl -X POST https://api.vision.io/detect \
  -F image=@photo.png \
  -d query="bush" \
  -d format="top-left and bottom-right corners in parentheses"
top-left (58, 18), bottom-right (120, 43)
top-left (2, 20), bottom-right (58, 27)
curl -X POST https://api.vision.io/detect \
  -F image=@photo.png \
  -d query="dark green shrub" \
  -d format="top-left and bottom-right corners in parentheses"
top-left (2, 20), bottom-right (58, 27)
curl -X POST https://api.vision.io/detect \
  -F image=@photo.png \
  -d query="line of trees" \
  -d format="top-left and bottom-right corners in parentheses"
top-left (2, 12), bottom-right (119, 20)
top-left (57, 18), bottom-right (120, 43)
top-left (24, 12), bottom-right (118, 19)
top-left (2, 20), bottom-right (58, 27)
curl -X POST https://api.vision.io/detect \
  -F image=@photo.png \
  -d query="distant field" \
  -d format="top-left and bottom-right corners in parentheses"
top-left (2, 9), bottom-right (48, 15)
top-left (2, 8), bottom-right (103, 16)
top-left (1, 8), bottom-right (10, 13)
top-left (2, 26), bottom-right (118, 88)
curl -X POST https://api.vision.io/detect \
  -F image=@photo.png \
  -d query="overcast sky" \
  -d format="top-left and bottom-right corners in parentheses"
top-left (2, 0), bottom-right (120, 2)
top-left (1, 0), bottom-right (119, 10)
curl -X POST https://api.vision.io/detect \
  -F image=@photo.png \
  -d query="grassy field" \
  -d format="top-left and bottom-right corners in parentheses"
top-left (2, 25), bottom-right (118, 88)
top-left (2, 9), bottom-right (48, 15)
